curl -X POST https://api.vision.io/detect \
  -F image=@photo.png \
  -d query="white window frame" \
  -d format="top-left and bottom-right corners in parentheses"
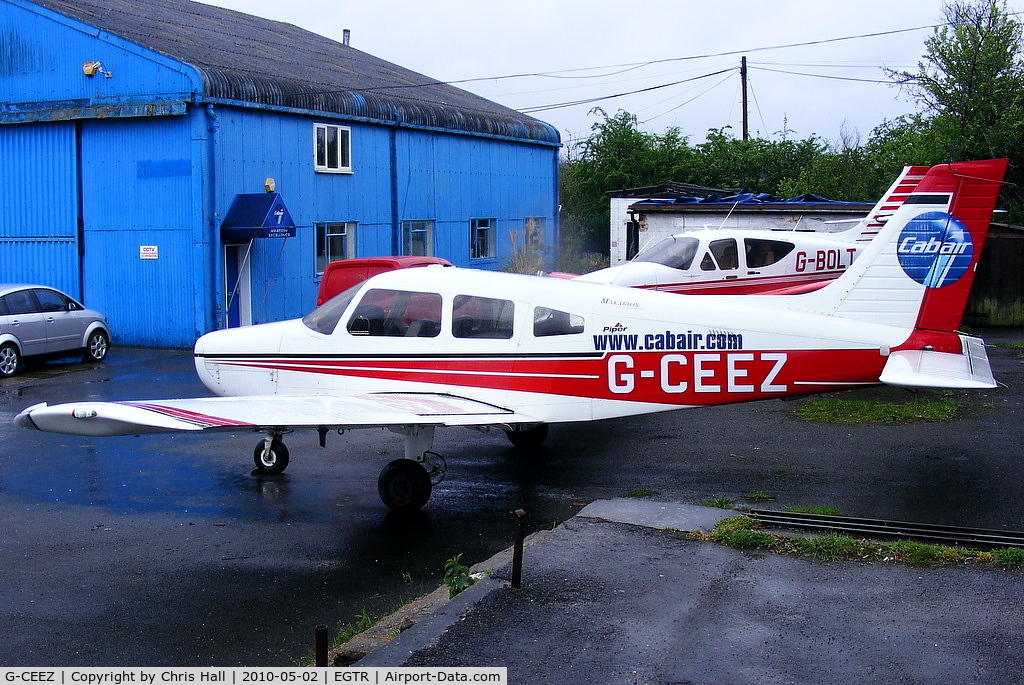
top-left (470, 218), bottom-right (496, 260)
top-left (402, 220), bottom-right (435, 256)
top-left (315, 221), bottom-right (357, 274)
top-left (314, 123), bottom-right (352, 173)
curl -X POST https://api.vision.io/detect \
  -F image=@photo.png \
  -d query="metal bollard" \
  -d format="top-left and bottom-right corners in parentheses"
top-left (315, 624), bottom-right (328, 666)
top-left (511, 509), bottom-right (526, 589)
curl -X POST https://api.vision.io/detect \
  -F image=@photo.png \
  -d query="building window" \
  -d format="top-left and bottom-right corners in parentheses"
top-left (402, 220), bottom-right (434, 256)
top-left (470, 218), bottom-right (496, 260)
top-left (524, 217), bottom-right (545, 248)
top-left (316, 222), bottom-right (356, 274)
top-left (314, 123), bottom-right (352, 173)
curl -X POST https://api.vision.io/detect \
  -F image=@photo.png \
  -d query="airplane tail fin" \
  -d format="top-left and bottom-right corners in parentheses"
top-left (805, 159), bottom-right (1008, 388)
top-left (805, 159), bottom-right (1008, 334)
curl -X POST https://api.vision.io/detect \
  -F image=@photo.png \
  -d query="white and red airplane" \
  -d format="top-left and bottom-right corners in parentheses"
top-left (576, 164), bottom-right (930, 295)
top-left (16, 159), bottom-right (1007, 512)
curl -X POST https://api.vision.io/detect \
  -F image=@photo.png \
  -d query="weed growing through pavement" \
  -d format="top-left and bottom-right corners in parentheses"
top-left (443, 554), bottom-right (476, 598)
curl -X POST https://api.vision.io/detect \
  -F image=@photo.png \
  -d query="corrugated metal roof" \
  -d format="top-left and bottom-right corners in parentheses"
top-left (29, 0), bottom-right (559, 145)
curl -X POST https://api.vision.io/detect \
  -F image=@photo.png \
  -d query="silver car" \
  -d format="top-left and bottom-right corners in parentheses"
top-left (0, 284), bottom-right (111, 378)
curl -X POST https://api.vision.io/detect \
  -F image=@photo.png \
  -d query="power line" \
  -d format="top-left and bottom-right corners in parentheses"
top-left (439, 22), bottom-right (938, 87)
top-left (519, 68), bottom-right (736, 113)
top-left (752, 65), bottom-right (893, 84)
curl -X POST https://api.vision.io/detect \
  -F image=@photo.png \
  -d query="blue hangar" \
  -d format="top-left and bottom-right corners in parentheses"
top-left (0, 0), bottom-right (560, 347)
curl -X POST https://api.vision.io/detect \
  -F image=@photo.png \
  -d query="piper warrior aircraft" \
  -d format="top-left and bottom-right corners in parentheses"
top-left (16, 159), bottom-right (1007, 512)
top-left (575, 164), bottom-right (930, 295)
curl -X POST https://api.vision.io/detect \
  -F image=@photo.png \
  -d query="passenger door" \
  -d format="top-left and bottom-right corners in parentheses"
top-left (1, 290), bottom-right (48, 356)
top-left (34, 288), bottom-right (82, 353)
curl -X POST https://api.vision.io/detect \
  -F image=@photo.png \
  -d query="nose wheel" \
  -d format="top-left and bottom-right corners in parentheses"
top-left (253, 435), bottom-right (290, 474)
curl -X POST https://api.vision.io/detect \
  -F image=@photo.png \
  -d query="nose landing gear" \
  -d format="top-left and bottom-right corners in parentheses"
top-left (253, 432), bottom-right (290, 475)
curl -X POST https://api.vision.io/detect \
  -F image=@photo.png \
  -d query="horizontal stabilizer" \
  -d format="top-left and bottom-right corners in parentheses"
top-left (880, 336), bottom-right (996, 389)
top-left (15, 392), bottom-right (534, 437)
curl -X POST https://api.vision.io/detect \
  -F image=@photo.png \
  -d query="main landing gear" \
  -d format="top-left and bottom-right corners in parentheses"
top-left (250, 422), bottom-right (549, 512)
top-left (250, 426), bottom-right (449, 513)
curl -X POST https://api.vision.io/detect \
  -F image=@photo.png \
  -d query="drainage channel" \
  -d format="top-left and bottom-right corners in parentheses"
top-left (747, 510), bottom-right (1024, 549)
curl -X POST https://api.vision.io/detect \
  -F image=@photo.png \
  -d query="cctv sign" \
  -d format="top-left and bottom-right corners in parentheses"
top-left (139, 245), bottom-right (159, 260)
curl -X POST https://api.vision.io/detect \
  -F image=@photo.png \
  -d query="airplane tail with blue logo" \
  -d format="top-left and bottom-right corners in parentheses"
top-left (797, 158), bottom-right (1008, 388)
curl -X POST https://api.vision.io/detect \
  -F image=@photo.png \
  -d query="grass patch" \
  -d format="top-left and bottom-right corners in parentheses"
top-left (744, 491), bottom-right (775, 502)
top-left (786, 505), bottom-right (843, 516)
top-left (788, 533), bottom-right (864, 560)
top-left (994, 547), bottom-right (1024, 570)
top-left (628, 488), bottom-right (659, 498)
top-left (704, 496), bottom-right (733, 509)
top-left (710, 516), bottom-right (773, 549)
top-left (695, 518), bottom-right (1024, 571)
top-left (795, 397), bottom-right (960, 424)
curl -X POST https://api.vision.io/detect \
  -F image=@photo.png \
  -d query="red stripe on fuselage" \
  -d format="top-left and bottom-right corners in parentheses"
top-left (205, 348), bottom-right (886, 406)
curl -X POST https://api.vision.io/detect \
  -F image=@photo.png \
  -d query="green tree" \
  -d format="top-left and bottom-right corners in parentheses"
top-left (559, 109), bottom-right (692, 259)
top-left (889, 0), bottom-right (1024, 159)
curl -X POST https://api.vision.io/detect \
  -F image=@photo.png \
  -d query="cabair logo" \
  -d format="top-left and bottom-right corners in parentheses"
top-left (897, 211), bottom-right (973, 288)
top-left (602, 323), bottom-right (628, 333)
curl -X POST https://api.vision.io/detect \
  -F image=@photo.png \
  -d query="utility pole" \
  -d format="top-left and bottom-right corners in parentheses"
top-left (740, 56), bottom-right (749, 141)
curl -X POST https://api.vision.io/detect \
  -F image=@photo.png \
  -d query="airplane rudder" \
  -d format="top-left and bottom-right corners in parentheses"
top-left (911, 159), bottom-right (1008, 333)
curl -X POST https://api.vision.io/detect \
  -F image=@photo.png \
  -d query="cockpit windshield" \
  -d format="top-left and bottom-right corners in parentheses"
top-left (632, 236), bottom-right (700, 270)
top-left (302, 282), bottom-right (363, 335)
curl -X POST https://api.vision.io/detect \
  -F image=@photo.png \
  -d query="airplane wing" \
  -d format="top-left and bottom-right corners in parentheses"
top-left (15, 392), bottom-right (534, 437)
top-left (880, 335), bottom-right (997, 389)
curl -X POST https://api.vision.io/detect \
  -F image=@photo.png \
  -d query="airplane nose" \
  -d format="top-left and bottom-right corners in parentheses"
top-left (190, 321), bottom-right (294, 397)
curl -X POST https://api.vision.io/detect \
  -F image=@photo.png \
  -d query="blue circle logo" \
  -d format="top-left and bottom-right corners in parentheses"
top-left (897, 212), bottom-right (973, 288)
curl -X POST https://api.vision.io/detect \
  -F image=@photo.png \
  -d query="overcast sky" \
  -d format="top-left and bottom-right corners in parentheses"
top-left (201, 0), bottom-right (1023, 150)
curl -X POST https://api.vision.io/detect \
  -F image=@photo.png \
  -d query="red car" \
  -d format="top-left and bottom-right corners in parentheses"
top-left (316, 256), bottom-right (452, 306)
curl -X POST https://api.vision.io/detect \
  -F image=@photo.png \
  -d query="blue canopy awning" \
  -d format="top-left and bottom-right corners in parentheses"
top-left (220, 193), bottom-right (296, 243)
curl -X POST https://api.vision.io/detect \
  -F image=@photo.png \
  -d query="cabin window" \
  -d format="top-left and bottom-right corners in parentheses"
top-left (315, 222), bottom-right (356, 274)
top-left (452, 295), bottom-right (514, 339)
top-left (633, 236), bottom-right (699, 270)
top-left (347, 289), bottom-right (442, 337)
top-left (470, 218), bottom-right (496, 260)
top-left (744, 238), bottom-right (795, 268)
top-left (533, 307), bottom-right (584, 337)
top-left (314, 123), bottom-right (352, 173)
top-left (701, 239), bottom-right (739, 271)
top-left (402, 220), bottom-right (435, 256)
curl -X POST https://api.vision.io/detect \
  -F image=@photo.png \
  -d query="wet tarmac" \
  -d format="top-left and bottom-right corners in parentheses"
top-left (0, 329), bottom-right (1021, 666)
top-left (359, 500), bottom-right (1024, 684)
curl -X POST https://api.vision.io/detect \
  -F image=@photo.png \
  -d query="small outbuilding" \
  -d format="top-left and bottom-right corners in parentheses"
top-left (0, 0), bottom-right (560, 346)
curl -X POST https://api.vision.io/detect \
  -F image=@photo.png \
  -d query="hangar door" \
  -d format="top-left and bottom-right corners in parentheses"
top-left (0, 122), bottom-right (81, 298)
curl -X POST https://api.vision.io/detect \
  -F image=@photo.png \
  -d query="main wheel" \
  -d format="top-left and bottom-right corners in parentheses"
top-left (0, 343), bottom-right (20, 378)
top-left (253, 438), bottom-right (290, 474)
top-left (505, 423), bottom-right (549, 449)
top-left (83, 330), bottom-right (110, 363)
top-left (378, 458), bottom-right (432, 512)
